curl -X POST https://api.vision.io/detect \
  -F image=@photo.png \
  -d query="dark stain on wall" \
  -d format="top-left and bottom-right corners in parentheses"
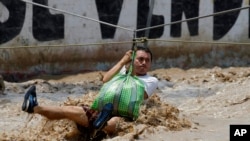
top-left (1, 44), bottom-right (250, 82)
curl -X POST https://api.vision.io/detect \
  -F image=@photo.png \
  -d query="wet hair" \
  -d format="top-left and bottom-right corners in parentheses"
top-left (136, 46), bottom-right (153, 61)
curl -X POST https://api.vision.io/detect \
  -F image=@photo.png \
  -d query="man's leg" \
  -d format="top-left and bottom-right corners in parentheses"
top-left (22, 85), bottom-right (120, 134)
top-left (104, 117), bottom-right (121, 134)
top-left (33, 105), bottom-right (89, 126)
top-left (22, 85), bottom-right (89, 127)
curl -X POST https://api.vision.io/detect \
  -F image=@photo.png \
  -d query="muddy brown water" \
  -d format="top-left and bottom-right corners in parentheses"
top-left (1, 67), bottom-right (250, 140)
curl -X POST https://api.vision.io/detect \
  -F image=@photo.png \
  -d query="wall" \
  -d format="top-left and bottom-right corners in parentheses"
top-left (1, 0), bottom-right (250, 81)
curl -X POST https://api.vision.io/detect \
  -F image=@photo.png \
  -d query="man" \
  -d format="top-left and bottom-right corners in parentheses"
top-left (22, 46), bottom-right (158, 135)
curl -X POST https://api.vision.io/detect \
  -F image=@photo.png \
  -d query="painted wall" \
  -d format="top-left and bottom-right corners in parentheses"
top-left (1, 0), bottom-right (250, 81)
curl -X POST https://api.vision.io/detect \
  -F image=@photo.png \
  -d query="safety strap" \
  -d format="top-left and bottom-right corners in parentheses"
top-left (127, 39), bottom-right (137, 76)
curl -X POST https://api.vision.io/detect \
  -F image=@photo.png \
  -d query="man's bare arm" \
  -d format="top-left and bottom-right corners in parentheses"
top-left (102, 50), bottom-right (132, 83)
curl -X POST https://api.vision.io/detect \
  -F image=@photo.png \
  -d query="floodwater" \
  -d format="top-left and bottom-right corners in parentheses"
top-left (1, 67), bottom-right (250, 141)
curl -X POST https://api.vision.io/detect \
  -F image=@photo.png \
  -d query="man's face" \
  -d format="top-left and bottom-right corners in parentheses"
top-left (133, 50), bottom-right (152, 75)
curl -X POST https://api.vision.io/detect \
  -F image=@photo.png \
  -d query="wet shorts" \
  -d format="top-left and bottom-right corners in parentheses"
top-left (76, 105), bottom-right (109, 140)
top-left (76, 105), bottom-right (99, 132)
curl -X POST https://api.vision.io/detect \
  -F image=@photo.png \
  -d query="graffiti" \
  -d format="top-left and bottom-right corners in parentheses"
top-left (95, 0), bottom-right (123, 39)
top-left (213, 0), bottom-right (242, 40)
top-left (33, 0), bottom-right (64, 41)
top-left (170, 0), bottom-right (243, 40)
top-left (0, 0), bottom-right (26, 44)
top-left (136, 0), bottom-right (164, 38)
top-left (95, 0), bottom-right (164, 39)
top-left (0, 0), bottom-right (247, 45)
top-left (171, 0), bottom-right (199, 37)
top-left (0, 0), bottom-right (64, 44)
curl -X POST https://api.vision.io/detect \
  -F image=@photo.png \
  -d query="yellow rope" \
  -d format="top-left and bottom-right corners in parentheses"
top-left (2, 37), bottom-right (250, 49)
top-left (0, 40), bottom-right (144, 49)
top-left (147, 39), bottom-right (250, 46)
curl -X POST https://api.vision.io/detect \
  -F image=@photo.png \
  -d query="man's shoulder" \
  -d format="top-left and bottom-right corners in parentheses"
top-left (139, 74), bottom-right (158, 82)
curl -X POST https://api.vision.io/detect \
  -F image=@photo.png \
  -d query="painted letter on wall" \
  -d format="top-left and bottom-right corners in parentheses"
top-left (0, 0), bottom-right (26, 44)
top-left (95, 0), bottom-right (123, 39)
top-left (33, 0), bottom-right (64, 41)
top-left (137, 0), bottom-right (164, 38)
top-left (213, 0), bottom-right (242, 40)
top-left (170, 0), bottom-right (199, 37)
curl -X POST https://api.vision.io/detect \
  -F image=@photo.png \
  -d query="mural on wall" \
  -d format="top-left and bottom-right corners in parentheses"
top-left (213, 0), bottom-right (242, 40)
top-left (95, 0), bottom-right (123, 39)
top-left (33, 0), bottom-right (64, 41)
top-left (170, 0), bottom-right (199, 37)
top-left (0, 0), bottom-right (26, 44)
top-left (0, 0), bottom-right (246, 45)
top-left (136, 0), bottom-right (164, 38)
top-left (0, 0), bottom-right (249, 82)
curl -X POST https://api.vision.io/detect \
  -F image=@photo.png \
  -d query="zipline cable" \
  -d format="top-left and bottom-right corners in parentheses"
top-left (21, 0), bottom-right (250, 35)
top-left (20, 0), bottom-right (134, 32)
top-left (2, 0), bottom-right (249, 50)
top-left (136, 5), bottom-right (250, 32)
